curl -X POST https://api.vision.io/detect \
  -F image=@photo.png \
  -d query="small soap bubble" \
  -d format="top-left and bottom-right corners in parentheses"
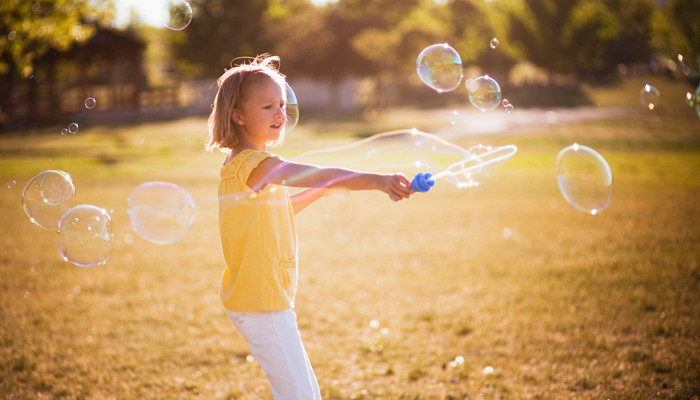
top-left (128, 181), bottom-right (197, 244)
top-left (483, 366), bottom-right (494, 374)
top-left (416, 43), bottom-right (464, 93)
top-left (68, 122), bottom-right (79, 134)
top-left (84, 97), bottom-right (96, 109)
top-left (284, 82), bottom-right (299, 132)
top-left (61, 127), bottom-right (69, 136)
top-left (639, 84), bottom-right (660, 110)
top-left (489, 37), bottom-right (499, 49)
top-left (467, 75), bottom-right (502, 112)
top-left (502, 98), bottom-right (513, 114)
top-left (688, 84), bottom-right (700, 119)
top-left (7, 179), bottom-right (16, 189)
top-left (555, 143), bottom-right (613, 215)
top-left (162, 0), bottom-right (193, 31)
top-left (22, 170), bottom-right (76, 230)
top-left (369, 319), bottom-right (380, 329)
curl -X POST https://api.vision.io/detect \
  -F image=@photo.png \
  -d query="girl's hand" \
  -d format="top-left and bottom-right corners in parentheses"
top-left (380, 173), bottom-right (413, 201)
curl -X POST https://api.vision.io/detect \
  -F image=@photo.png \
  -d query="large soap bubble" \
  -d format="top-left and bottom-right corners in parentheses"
top-left (285, 82), bottom-right (299, 132)
top-left (162, 0), bottom-right (193, 31)
top-left (22, 170), bottom-right (76, 230)
top-left (416, 43), bottom-right (464, 93)
top-left (467, 75), bottom-right (502, 112)
top-left (58, 205), bottom-right (113, 267)
top-left (293, 128), bottom-right (515, 189)
top-left (555, 143), bottom-right (613, 215)
top-left (128, 182), bottom-right (196, 244)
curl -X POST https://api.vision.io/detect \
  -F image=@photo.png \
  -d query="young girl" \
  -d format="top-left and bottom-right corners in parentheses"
top-left (207, 55), bottom-right (413, 399)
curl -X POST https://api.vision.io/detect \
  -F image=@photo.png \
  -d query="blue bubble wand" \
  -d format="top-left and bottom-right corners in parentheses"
top-left (409, 144), bottom-right (518, 193)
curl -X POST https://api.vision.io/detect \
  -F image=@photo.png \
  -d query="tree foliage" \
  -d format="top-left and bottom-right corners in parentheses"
top-left (0, 0), bottom-right (113, 78)
top-left (168, 0), bottom-right (271, 78)
top-left (507, 0), bottom-right (619, 78)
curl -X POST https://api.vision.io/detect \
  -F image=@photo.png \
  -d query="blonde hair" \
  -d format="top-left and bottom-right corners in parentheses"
top-left (206, 54), bottom-right (288, 152)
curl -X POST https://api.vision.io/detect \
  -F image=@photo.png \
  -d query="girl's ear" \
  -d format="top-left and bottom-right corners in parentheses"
top-left (231, 109), bottom-right (244, 125)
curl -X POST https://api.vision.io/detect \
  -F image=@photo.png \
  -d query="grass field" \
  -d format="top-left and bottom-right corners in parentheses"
top-left (1, 76), bottom-right (699, 399)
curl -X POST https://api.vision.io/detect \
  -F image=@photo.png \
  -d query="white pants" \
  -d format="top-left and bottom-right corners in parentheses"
top-left (227, 309), bottom-right (321, 400)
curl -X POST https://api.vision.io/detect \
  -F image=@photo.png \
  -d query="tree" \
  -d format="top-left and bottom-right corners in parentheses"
top-left (168, 0), bottom-right (271, 78)
top-left (0, 0), bottom-right (113, 126)
top-left (601, 0), bottom-right (655, 74)
top-left (507, 0), bottom-right (619, 80)
top-left (655, 0), bottom-right (700, 72)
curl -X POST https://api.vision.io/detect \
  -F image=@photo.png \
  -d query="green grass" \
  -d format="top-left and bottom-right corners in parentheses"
top-left (1, 79), bottom-right (699, 399)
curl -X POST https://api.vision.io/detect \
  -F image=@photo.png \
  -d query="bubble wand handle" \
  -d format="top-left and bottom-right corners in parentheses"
top-left (410, 172), bottom-right (436, 192)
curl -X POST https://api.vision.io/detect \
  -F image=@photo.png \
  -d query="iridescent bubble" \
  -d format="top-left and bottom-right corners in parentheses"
top-left (467, 75), bottom-right (502, 112)
top-left (61, 127), bottom-right (69, 136)
top-left (555, 143), bottom-right (613, 215)
top-left (502, 98), bottom-right (513, 114)
top-left (285, 82), bottom-right (299, 132)
top-left (489, 37), bottom-right (499, 49)
top-left (7, 179), bottom-right (16, 189)
top-left (639, 84), bottom-right (660, 110)
top-left (128, 182), bottom-right (197, 244)
top-left (687, 84), bottom-right (700, 119)
top-left (68, 122), bottom-right (79, 134)
top-left (162, 0), bottom-right (193, 31)
top-left (416, 43), bottom-right (464, 93)
top-left (58, 205), bottom-right (113, 267)
top-left (294, 129), bottom-right (516, 189)
top-left (84, 97), bottom-right (96, 109)
top-left (22, 170), bottom-right (76, 230)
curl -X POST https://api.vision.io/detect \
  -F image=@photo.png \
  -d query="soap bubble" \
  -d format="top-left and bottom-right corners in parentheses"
top-left (84, 97), bottom-right (96, 109)
top-left (687, 84), bottom-right (699, 119)
top-left (61, 127), bottom-right (69, 136)
top-left (416, 43), bottom-right (464, 93)
top-left (68, 122), bottom-right (79, 134)
top-left (467, 75), bottom-right (502, 112)
top-left (295, 129), bottom-right (470, 180)
top-left (7, 179), bottom-right (16, 189)
top-left (489, 37), bottom-right (499, 49)
top-left (639, 84), bottom-right (660, 110)
top-left (58, 205), bottom-right (113, 267)
top-left (285, 82), bottom-right (299, 132)
top-left (162, 0), bottom-right (193, 31)
top-left (294, 129), bottom-right (516, 189)
top-left (22, 170), bottom-right (76, 230)
top-left (128, 182), bottom-right (197, 244)
top-left (555, 143), bottom-right (613, 215)
top-left (502, 98), bottom-right (513, 114)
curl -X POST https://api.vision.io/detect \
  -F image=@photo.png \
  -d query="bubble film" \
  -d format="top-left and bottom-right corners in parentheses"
top-left (555, 143), bottom-right (613, 215)
top-left (639, 84), bottom-right (660, 110)
top-left (58, 205), bottom-right (113, 267)
top-left (416, 43), bottom-right (464, 93)
top-left (128, 182), bottom-right (197, 244)
top-left (285, 82), bottom-right (299, 132)
top-left (22, 170), bottom-right (77, 230)
top-left (162, 0), bottom-right (193, 31)
top-left (467, 75), bottom-right (501, 112)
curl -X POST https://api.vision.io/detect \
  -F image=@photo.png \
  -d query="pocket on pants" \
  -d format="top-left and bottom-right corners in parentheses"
top-left (278, 258), bottom-right (297, 289)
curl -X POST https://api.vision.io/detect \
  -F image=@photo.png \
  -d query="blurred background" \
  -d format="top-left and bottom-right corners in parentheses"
top-left (1, 0), bottom-right (698, 130)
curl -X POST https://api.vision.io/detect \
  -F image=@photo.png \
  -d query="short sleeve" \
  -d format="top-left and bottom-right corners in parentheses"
top-left (220, 149), bottom-right (278, 189)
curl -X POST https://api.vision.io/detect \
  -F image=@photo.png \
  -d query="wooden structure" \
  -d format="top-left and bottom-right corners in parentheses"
top-left (2, 26), bottom-right (147, 128)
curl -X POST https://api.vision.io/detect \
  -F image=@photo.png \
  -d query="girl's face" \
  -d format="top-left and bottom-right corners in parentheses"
top-left (233, 76), bottom-right (286, 148)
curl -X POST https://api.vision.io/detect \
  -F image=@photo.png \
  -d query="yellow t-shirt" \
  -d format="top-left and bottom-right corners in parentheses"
top-left (218, 149), bottom-right (298, 312)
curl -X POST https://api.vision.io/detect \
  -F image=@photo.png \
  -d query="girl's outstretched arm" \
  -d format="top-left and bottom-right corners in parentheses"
top-left (248, 157), bottom-right (413, 201)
